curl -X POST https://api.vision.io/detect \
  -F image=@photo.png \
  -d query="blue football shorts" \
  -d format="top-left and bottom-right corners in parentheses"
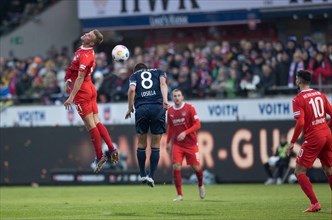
top-left (135, 104), bottom-right (166, 135)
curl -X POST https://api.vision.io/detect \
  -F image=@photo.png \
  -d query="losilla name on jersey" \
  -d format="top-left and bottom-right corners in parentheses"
top-left (141, 90), bottom-right (156, 97)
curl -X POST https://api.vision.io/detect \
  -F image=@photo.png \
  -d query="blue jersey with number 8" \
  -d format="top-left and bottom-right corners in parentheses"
top-left (129, 68), bottom-right (167, 108)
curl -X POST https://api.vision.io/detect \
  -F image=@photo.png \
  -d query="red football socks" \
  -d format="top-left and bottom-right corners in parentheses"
top-left (297, 173), bottom-right (318, 204)
top-left (196, 169), bottom-right (203, 187)
top-left (173, 170), bottom-right (182, 196)
top-left (88, 127), bottom-right (102, 159)
top-left (327, 175), bottom-right (332, 190)
top-left (96, 123), bottom-right (114, 151)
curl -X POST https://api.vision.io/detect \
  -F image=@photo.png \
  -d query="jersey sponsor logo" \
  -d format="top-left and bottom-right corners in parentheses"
top-left (172, 118), bottom-right (185, 125)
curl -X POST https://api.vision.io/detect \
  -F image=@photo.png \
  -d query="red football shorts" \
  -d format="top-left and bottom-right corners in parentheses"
top-left (172, 144), bottom-right (200, 165)
top-left (296, 134), bottom-right (332, 168)
top-left (73, 82), bottom-right (98, 118)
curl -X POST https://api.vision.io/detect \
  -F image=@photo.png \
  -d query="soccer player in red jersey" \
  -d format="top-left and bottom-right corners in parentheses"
top-left (63, 29), bottom-right (118, 172)
top-left (166, 89), bottom-right (205, 201)
top-left (287, 70), bottom-right (332, 212)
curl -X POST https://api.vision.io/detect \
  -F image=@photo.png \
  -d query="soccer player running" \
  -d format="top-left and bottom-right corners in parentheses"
top-left (287, 70), bottom-right (332, 212)
top-left (166, 89), bottom-right (205, 201)
top-left (63, 29), bottom-right (119, 173)
top-left (125, 63), bottom-right (169, 187)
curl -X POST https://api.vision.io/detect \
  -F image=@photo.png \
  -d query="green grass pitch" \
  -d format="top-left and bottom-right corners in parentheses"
top-left (1, 184), bottom-right (331, 220)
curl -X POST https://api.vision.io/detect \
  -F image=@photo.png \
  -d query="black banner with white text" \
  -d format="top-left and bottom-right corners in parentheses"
top-left (0, 121), bottom-right (327, 185)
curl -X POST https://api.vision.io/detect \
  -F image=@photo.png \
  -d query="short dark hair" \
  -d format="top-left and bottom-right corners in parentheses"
top-left (133, 63), bottom-right (148, 72)
top-left (297, 70), bottom-right (311, 83)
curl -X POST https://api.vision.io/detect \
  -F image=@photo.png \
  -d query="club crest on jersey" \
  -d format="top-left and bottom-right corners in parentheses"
top-left (182, 112), bottom-right (186, 116)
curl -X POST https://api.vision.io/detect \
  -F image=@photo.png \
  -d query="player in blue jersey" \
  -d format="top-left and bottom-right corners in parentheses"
top-left (125, 63), bottom-right (169, 187)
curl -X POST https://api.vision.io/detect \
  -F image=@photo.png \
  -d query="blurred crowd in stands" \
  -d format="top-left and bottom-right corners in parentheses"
top-left (1, 36), bottom-right (332, 106)
top-left (0, 0), bottom-right (59, 36)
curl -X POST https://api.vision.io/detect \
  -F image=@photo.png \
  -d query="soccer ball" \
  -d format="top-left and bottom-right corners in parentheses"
top-left (112, 45), bottom-right (130, 62)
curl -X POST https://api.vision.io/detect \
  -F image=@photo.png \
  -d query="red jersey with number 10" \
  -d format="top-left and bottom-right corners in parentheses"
top-left (65, 46), bottom-right (95, 84)
top-left (292, 89), bottom-right (332, 140)
top-left (167, 103), bottom-right (199, 148)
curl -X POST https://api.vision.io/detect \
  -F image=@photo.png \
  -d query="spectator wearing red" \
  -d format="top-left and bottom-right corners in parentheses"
top-left (308, 52), bottom-right (332, 85)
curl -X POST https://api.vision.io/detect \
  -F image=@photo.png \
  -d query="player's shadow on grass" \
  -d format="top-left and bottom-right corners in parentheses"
top-left (109, 212), bottom-right (141, 217)
top-left (201, 199), bottom-right (227, 203)
top-left (157, 212), bottom-right (214, 216)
